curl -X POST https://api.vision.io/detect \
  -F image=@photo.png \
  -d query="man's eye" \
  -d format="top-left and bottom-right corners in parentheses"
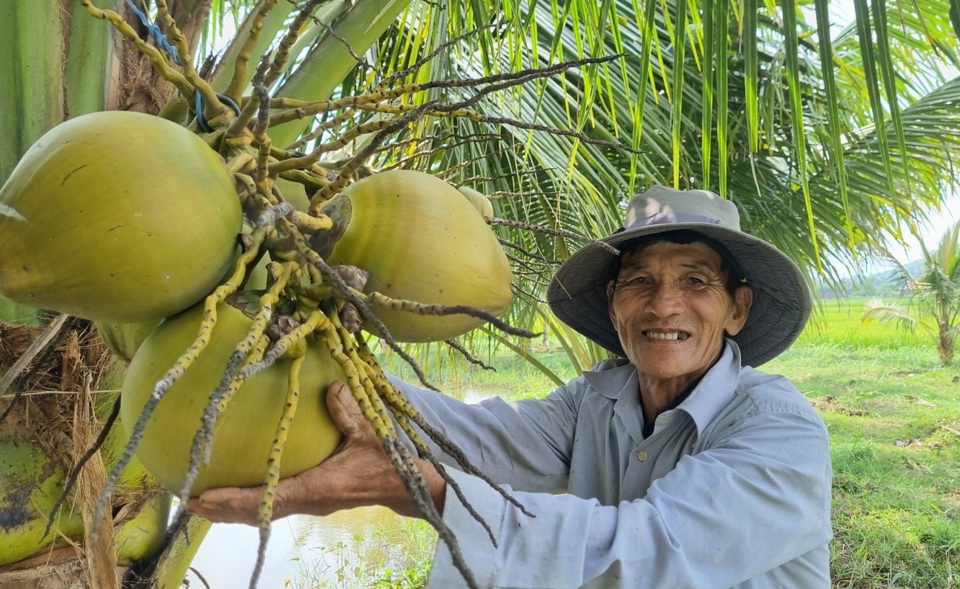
top-left (617, 277), bottom-right (648, 289)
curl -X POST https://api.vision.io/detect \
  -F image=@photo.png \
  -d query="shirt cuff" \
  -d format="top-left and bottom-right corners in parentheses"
top-left (426, 468), bottom-right (507, 589)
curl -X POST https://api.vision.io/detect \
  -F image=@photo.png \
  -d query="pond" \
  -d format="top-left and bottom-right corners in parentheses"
top-left (187, 505), bottom-right (432, 589)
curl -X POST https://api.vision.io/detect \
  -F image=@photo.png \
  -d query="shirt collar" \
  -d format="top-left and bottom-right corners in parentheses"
top-left (676, 339), bottom-right (742, 434)
top-left (581, 339), bottom-right (743, 434)
top-left (582, 358), bottom-right (636, 400)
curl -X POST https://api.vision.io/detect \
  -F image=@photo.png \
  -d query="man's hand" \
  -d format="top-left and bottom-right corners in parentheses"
top-left (185, 380), bottom-right (447, 525)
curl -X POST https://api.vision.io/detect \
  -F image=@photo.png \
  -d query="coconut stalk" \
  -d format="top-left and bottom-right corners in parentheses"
top-left (266, 0), bottom-right (411, 148)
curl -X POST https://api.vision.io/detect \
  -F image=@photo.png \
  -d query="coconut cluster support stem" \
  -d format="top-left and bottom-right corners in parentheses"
top-left (177, 261), bottom-right (297, 505)
top-left (316, 316), bottom-right (481, 589)
top-left (249, 353), bottom-right (305, 589)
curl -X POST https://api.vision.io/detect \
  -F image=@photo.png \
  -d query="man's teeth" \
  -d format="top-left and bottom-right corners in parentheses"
top-left (644, 331), bottom-right (688, 340)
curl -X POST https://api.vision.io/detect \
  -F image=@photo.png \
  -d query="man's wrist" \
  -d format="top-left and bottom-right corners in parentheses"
top-left (387, 458), bottom-right (447, 519)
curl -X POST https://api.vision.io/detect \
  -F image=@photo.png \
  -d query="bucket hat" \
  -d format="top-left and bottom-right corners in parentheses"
top-left (546, 185), bottom-right (811, 367)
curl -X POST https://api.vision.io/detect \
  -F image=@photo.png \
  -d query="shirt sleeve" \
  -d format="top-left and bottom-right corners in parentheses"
top-left (388, 375), bottom-right (581, 493)
top-left (426, 406), bottom-right (832, 589)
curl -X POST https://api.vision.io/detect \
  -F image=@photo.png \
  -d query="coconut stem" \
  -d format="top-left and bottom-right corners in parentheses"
top-left (178, 262), bottom-right (295, 504)
top-left (356, 289), bottom-right (537, 339)
top-left (154, 0), bottom-right (230, 128)
top-left (262, 0), bottom-right (327, 88)
top-left (79, 0), bottom-right (194, 98)
top-left (384, 436), bottom-right (480, 589)
top-left (356, 340), bottom-right (533, 518)
top-left (277, 217), bottom-right (439, 391)
top-left (249, 353), bottom-right (305, 589)
top-left (318, 325), bottom-right (481, 589)
top-left (390, 407), bottom-right (498, 547)
top-left (225, 0), bottom-right (281, 104)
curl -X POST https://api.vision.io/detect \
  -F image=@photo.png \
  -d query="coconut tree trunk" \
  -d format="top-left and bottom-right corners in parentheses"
top-left (937, 320), bottom-right (954, 365)
top-left (106, 0), bottom-right (212, 114)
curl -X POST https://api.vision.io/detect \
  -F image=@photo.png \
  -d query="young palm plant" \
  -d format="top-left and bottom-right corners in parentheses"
top-left (863, 220), bottom-right (960, 365)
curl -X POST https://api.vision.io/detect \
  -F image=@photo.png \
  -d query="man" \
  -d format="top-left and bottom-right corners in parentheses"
top-left (188, 186), bottom-right (833, 588)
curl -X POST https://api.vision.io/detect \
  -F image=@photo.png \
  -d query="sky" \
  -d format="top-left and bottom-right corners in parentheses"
top-left (821, 0), bottom-right (960, 272)
top-left (894, 192), bottom-right (960, 263)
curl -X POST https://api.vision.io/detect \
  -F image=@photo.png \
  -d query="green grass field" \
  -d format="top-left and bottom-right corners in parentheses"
top-left (799, 296), bottom-right (930, 349)
top-left (301, 297), bottom-right (960, 588)
top-left (767, 299), bottom-right (960, 588)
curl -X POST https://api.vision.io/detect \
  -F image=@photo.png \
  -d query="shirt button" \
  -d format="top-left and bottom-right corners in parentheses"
top-left (636, 451), bottom-right (648, 462)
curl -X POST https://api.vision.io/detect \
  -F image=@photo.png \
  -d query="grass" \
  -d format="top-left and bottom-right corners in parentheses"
top-left (766, 329), bottom-right (960, 587)
top-left (800, 296), bottom-right (930, 349)
top-left (296, 297), bottom-right (960, 588)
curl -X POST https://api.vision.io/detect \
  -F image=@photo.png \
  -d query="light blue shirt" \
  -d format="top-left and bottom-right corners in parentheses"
top-left (391, 340), bottom-right (832, 588)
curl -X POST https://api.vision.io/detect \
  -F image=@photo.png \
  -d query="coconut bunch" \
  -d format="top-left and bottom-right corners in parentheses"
top-left (0, 99), bottom-right (514, 588)
top-left (0, 2), bottom-right (562, 587)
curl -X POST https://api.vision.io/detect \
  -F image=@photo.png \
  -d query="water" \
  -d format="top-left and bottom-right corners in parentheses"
top-left (187, 506), bottom-right (429, 589)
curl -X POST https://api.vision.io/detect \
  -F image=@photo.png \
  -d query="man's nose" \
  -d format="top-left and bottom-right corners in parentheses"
top-left (646, 280), bottom-right (684, 316)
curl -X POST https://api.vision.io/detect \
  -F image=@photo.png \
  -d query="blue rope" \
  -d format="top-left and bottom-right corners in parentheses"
top-left (122, 1), bottom-right (242, 131)
top-left (194, 91), bottom-right (242, 132)
top-left (124, 0), bottom-right (181, 65)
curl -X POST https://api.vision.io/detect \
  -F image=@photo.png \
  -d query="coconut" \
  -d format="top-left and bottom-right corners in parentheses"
top-left (0, 439), bottom-right (83, 566)
top-left (457, 185), bottom-right (495, 220)
top-left (95, 319), bottom-right (160, 363)
top-left (317, 170), bottom-right (513, 342)
top-left (120, 301), bottom-right (345, 495)
top-left (0, 111), bottom-right (242, 323)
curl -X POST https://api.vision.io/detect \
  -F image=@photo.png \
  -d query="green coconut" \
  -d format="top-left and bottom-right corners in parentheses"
top-left (0, 439), bottom-right (83, 566)
top-left (114, 492), bottom-right (170, 565)
top-left (318, 170), bottom-right (513, 342)
top-left (457, 185), bottom-right (495, 220)
top-left (120, 301), bottom-right (345, 495)
top-left (0, 110), bottom-right (242, 323)
top-left (95, 319), bottom-right (160, 363)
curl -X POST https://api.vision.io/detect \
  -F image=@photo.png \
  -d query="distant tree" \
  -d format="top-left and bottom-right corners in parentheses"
top-left (863, 220), bottom-right (960, 364)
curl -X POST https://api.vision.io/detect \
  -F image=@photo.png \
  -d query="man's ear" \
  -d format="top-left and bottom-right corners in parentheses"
top-left (606, 282), bottom-right (618, 325)
top-left (725, 285), bottom-right (753, 336)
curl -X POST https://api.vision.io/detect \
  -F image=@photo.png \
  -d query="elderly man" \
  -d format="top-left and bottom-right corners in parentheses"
top-left (189, 186), bottom-right (833, 588)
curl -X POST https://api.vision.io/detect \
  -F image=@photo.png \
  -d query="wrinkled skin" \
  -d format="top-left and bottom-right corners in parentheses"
top-left (186, 381), bottom-right (445, 524)
top-left (607, 240), bottom-right (753, 421)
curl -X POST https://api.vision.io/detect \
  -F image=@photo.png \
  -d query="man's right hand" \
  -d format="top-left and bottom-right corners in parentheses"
top-left (185, 380), bottom-right (447, 525)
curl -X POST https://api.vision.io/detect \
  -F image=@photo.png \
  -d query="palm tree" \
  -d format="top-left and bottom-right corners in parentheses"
top-left (2, 0), bottom-right (960, 587)
top-left (863, 219), bottom-right (960, 364)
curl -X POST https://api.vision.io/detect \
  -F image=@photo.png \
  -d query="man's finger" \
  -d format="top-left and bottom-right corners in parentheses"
top-left (326, 380), bottom-right (371, 439)
top-left (186, 485), bottom-right (262, 522)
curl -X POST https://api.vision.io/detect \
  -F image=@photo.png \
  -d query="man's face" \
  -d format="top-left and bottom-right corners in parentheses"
top-left (607, 239), bottom-right (753, 391)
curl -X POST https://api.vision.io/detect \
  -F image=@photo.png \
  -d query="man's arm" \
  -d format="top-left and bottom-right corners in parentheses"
top-left (188, 380), bottom-right (831, 589)
top-left (386, 375), bottom-right (579, 492)
top-left (427, 406), bottom-right (832, 589)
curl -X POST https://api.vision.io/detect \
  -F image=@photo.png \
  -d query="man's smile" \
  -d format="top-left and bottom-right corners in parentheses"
top-left (642, 330), bottom-right (691, 341)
